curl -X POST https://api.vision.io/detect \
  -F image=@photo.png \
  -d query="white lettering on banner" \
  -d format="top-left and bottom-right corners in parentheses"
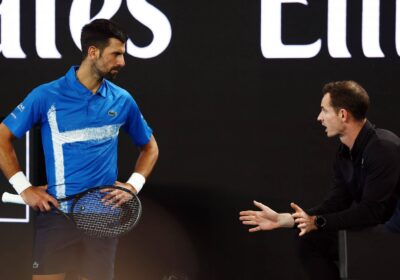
top-left (362, 0), bottom-right (384, 57)
top-left (0, 0), bottom-right (172, 59)
top-left (260, 0), bottom-right (395, 59)
top-left (126, 0), bottom-right (172, 59)
top-left (0, 0), bottom-right (397, 60)
top-left (69, 0), bottom-right (123, 51)
top-left (0, 0), bottom-right (26, 58)
top-left (261, 0), bottom-right (321, 59)
top-left (327, 0), bottom-right (351, 58)
top-left (36, 0), bottom-right (61, 58)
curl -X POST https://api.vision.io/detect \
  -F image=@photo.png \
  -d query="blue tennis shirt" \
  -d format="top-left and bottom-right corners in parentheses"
top-left (4, 66), bottom-right (153, 200)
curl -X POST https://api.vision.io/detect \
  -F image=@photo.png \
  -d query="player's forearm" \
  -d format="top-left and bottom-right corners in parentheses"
top-left (278, 213), bottom-right (295, 228)
top-left (0, 124), bottom-right (22, 179)
top-left (133, 135), bottom-right (159, 178)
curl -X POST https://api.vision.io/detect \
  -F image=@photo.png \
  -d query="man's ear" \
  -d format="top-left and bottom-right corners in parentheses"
top-left (339, 109), bottom-right (349, 122)
top-left (87, 46), bottom-right (99, 60)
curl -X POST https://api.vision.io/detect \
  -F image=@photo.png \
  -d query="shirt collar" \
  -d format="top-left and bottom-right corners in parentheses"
top-left (65, 65), bottom-right (108, 98)
top-left (351, 121), bottom-right (375, 159)
top-left (339, 120), bottom-right (375, 159)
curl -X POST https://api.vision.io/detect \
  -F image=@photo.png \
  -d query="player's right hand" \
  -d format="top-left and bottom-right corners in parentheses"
top-left (20, 185), bottom-right (59, 212)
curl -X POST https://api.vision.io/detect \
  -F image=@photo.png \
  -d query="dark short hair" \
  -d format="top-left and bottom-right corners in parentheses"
top-left (80, 19), bottom-right (128, 59)
top-left (322, 81), bottom-right (370, 121)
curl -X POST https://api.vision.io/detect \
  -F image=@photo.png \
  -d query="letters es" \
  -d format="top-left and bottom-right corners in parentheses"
top-left (0, 0), bottom-right (172, 59)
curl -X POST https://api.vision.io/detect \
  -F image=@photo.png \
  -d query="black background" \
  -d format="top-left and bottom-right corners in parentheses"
top-left (1, 0), bottom-right (400, 279)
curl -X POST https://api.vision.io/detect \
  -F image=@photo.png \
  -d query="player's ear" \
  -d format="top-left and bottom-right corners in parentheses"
top-left (87, 46), bottom-right (99, 60)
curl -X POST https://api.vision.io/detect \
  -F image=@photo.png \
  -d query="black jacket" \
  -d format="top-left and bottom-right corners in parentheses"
top-left (307, 121), bottom-right (400, 231)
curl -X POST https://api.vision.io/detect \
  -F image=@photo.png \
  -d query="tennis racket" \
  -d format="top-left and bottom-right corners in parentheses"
top-left (2, 185), bottom-right (142, 239)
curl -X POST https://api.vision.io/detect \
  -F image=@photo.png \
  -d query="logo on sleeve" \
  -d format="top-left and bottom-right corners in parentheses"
top-left (17, 103), bottom-right (25, 112)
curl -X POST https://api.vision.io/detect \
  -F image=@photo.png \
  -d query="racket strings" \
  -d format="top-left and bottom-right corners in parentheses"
top-left (71, 190), bottom-right (141, 238)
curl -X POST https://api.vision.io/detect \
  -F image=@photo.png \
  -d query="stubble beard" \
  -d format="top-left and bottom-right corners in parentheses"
top-left (99, 67), bottom-right (120, 81)
top-left (93, 61), bottom-right (121, 81)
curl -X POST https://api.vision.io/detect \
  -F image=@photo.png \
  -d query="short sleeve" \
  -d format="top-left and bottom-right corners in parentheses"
top-left (122, 96), bottom-right (153, 147)
top-left (2, 89), bottom-right (43, 138)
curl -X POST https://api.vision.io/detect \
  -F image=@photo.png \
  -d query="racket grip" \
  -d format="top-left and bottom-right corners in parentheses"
top-left (2, 192), bottom-right (26, 205)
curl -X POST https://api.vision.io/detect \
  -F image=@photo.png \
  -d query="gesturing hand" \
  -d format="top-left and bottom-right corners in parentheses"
top-left (239, 200), bottom-right (293, 232)
top-left (290, 202), bottom-right (317, 236)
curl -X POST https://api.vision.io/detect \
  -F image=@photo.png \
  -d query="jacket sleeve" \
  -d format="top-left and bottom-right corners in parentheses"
top-left (314, 142), bottom-right (400, 231)
top-left (307, 155), bottom-right (353, 217)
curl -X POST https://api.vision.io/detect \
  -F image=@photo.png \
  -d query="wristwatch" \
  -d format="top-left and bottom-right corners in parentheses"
top-left (314, 215), bottom-right (327, 229)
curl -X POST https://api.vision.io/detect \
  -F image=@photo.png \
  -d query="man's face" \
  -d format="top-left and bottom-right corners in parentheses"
top-left (93, 38), bottom-right (126, 80)
top-left (317, 93), bottom-right (344, 137)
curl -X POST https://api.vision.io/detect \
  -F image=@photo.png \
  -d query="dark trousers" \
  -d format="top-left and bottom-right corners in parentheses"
top-left (294, 230), bottom-right (340, 280)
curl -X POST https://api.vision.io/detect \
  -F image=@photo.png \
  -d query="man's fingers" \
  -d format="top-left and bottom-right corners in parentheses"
top-left (239, 216), bottom-right (255, 221)
top-left (36, 204), bottom-right (44, 212)
top-left (111, 192), bottom-right (133, 208)
top-left (249, 226), bottom-right (261, 232)
top-left (101, 189), bottom-right (119, 204)
top-left (294, 218), bottom-right (306, 224)
top-left (47, 195), bottom-right (59, 209)
top-left (290, 202), bottom-right (303, 212)
top-left (292, 212), bottom-right (302, 218)
top-left (242, 220), bottom-right (257, 225)
top-left (103, 189), bottom-right (132, 207)
top-left (253, 200), bottom-right (268, 211)
top-left (100, 188), bottom-right (114, 193)
top-left (239, 214), bottom-right (255, 220)
top-left (40, 200), bottom-right (52, 212)
top-left (297, 226), bottom-right (307, 236)
top-left (240, 210), bottom-right (256, 216)
top-left (297, 223), bottom-right (307, 228)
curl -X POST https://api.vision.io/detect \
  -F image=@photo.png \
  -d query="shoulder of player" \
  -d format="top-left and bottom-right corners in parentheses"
top-left (363, 130), bottom-right (400, 164)
top-left (30, 76), bottom-right (66, 98)
top-left (104, 79), bottom-right (132, 97)
top-left (13, 78), bottom-right (65, 120)
top-left (368, 129), bottom-right (400, 150)
top-left (103, 80), bottom-right (139, 109)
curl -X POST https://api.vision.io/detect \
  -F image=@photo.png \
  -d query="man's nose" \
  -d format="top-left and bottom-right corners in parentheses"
top-left (118, 56), bottom-right (125, 67)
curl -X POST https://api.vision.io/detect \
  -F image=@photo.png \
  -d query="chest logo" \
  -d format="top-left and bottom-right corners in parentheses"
top-left (108, 110), bottom-right (117, 117)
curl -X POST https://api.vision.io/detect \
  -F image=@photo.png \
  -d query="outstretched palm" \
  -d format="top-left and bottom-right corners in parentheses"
top-left (239, 201), bottom-right (280, 232)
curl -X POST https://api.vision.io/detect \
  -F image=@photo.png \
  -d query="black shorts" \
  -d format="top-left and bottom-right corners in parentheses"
top-left (32, 211), bottom-right (118, 280)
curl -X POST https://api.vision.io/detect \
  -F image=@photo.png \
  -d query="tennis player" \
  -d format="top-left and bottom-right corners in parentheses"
top-left (0, 19), bottom-right (159, 280)
top-left (240, 81), bottom-right (400, 280)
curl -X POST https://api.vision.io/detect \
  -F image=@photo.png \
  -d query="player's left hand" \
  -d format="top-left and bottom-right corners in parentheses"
top-left (290, 202), bottom-right (317, 236)
top-left (100, 181), bottom-right (134, 207)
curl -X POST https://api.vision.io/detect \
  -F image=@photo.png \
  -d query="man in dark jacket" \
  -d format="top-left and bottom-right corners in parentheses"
top-left (239, 80), bottom-right (400, 279)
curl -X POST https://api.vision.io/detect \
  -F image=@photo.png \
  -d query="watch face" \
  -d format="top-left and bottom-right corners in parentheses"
top-left (315, 216), bottom-right (327, 228)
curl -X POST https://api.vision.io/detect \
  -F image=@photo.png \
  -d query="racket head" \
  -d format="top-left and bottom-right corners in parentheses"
top-left (70, 186), bottom-right (142, 239)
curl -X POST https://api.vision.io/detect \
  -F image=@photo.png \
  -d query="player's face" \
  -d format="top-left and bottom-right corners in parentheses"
top-left (317, 93), bottom-right (344, 137)
top-left (94, 38), bottom-right (126, 80)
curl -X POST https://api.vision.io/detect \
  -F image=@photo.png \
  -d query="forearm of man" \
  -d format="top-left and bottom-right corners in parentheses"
top-left (321, 203), bottom-right (381, 231)
top-left (132, 135), bottom-right (159, 177)
top-left (0, 124), bottom-right (23, 179)
top-left (307, 190), bottom-right (352, 216)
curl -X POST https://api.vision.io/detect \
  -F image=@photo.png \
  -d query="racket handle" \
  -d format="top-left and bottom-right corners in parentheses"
top-left (2, 192), bottom-right (26, 205)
